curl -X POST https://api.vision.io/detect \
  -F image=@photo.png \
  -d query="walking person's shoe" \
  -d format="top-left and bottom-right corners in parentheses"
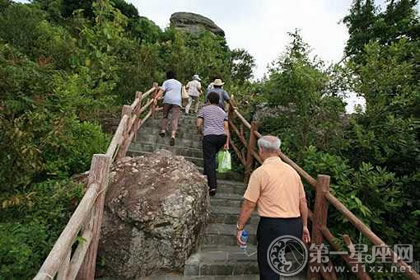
top-left (170, 137), bottom-right (175, 146)
top-left (159, 130), bottom-right (166, 137)
top-left (209, 189), bottom-right (216, 196)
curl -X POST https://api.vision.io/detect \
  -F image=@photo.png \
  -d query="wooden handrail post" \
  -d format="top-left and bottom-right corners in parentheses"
top-left (121, 105), bottom-right (132, 118)
top-left (136, 91), bottom-right (142, 100)
top-left (116, 105), bottom-right (133, 160)
top-left (308, 175), bottom-right (330, 280)
top-left (239, 120), bottom-right (246, 163)
top-left (228, 101), bottom-right (234, 123)
top-left (228, 101), bottom-right (234, 142)
top-left (244, 121), bottom-right (258, 183)
top-left (77, 154), bottom-right (111, 280)
top-left (151, 82), bottom-right (159, 118)
top-left (134, 91), bottom-right (143, 142)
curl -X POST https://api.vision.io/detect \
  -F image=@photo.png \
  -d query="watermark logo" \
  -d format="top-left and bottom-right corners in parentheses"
top-left (307, 243), bottom-right (416, 274)
top-left (267, 235), bottom-right (308, 276)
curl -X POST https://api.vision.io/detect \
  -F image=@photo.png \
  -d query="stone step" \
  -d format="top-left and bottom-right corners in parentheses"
top-left (210, 193), bottom-right (243, 208)
top-left (151, 113), bottom-right (200, 121)
top-left (203, 223), bottom-right (258, 247)
top-left (197, 167), bottom-right (244, 182)
top-left (146, 116), bottom-right (199, 126)
top-left (209, 205), bottom-right (259, 225)
top-left (138, 273), bottom-right (260, 279)
top-left (137, 126), bottom-right (201, 141)
top-left (138, 117), bottom-right (201, 131)
top-left (214, 181), bottom-right (247, 196)
top-left (136, 131), bottom-right (203, 143)
top-left (127, 150), bottom-right (204, 167)
top-left (132, 135), bottom-right (202, 149)
top-left (138, 126), bottom-right (201, 139)
top-left (184, 246), bottom-right (259, 276)
top-left (139, 122), bottom-right (194, 132)
top-left (130, 142), bottom-right (203, 158)
top-left (141, 273), bottom-right (305, 280)
top-left (217, 180), bottom-right (245, 188)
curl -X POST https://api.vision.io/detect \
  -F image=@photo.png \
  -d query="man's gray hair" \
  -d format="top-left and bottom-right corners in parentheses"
top-left (257, 135), bottom-right (281, 152)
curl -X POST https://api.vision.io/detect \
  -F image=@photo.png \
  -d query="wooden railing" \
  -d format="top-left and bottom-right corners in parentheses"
top-left (34, 84), bottom-right (160, 280)
top-left (227, 99), bottom-right (420, 280)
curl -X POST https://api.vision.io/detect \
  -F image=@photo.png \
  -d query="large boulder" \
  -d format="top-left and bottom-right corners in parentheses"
top-left (97, 150), bottom-right (209, 279)
top-left (170, 12), bottom-right (225, 36)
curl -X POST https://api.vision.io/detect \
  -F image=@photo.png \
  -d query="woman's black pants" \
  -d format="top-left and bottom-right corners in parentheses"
top-left (257, 217), bottom-right (303, 280)
top-left (202, 134), bottom-right (227, 190)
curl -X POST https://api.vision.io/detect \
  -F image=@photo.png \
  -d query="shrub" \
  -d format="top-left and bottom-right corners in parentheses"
top-left (0, 179), bottom-right (84, 279)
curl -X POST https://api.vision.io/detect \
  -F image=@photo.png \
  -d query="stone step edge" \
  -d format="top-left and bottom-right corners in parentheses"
top-left (210, 206), bottom-right (258, 216)
top-left (192, 245), bottom-right (258, 255)
top-left (128, 150), bottom-right (204, 162)
top-left (185, 249), bottom-right (257, 265)
top-left (130, 142), bottom-right (202, 152)
top-left (216, 179), bottom-right (246, 186)
top-left (138, 274), bottom-right (260, 280)
top-left (205, 223), bottom-right (258, 236)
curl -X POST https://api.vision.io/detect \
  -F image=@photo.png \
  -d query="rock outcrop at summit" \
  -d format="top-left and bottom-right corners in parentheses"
top-left (97, 150), bottom-right (209, 279)
top-left (170, 12), bottom-right (225, 36)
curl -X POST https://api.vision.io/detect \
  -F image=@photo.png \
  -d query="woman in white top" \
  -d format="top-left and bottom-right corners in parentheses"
top-left (154, 71), bottom-right (182, 146)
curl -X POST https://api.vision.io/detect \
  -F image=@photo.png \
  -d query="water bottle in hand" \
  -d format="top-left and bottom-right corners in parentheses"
top-left (240, 229), bottom-right (248, 251)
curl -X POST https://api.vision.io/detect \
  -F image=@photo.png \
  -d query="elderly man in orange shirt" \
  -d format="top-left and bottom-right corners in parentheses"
top-left (236, 135), bottom-right (310, 279)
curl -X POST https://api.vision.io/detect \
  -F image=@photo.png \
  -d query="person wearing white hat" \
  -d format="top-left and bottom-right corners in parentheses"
top-left (205, 79), bottom-right (230, 111)
top-left (185, 74), bottom-right (202, 115)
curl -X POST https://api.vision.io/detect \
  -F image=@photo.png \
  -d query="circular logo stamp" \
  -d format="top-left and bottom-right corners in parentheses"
top-left (267, 235), bottom-right (308, 276)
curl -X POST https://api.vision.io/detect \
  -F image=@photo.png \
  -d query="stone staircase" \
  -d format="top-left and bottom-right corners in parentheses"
top-left (184, 180), bottom-right (260, 278)
top-left (127, 115), bottom-right (242, 182)
top-left (127, 114), bottom-right (260, 279)
top-left (128, 114), bottom-right (306, 279)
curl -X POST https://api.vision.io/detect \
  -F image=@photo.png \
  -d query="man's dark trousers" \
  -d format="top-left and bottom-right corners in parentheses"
top-left (257, 217), bottom-right (303, 280)
top-left (202, 134), bottom-right (227, 190)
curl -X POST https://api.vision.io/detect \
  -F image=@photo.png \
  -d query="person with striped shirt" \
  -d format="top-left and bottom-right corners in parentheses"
top-left (197, 92), bottom-right (230, 196)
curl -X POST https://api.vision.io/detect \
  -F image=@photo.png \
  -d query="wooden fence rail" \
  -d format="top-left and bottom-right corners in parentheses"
top-left (227, 99), bottom-right (419, 280)
top-left (34, 85), bottom-right (159, 280)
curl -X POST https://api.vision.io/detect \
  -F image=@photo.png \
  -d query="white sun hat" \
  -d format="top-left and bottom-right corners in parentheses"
top-left (213, 78), bottom-right (225, 86)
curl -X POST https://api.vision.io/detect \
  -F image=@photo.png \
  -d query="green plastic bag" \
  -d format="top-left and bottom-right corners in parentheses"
top-left (217, 150), bottom-right (232, 173)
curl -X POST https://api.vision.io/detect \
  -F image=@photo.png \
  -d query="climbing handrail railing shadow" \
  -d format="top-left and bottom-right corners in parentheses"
top-left (33, 84), bottom-right (161, 280)
top-left (227, 99), bottom-right (419, 280)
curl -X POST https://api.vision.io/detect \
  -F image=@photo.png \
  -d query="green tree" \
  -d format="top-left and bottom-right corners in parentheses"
top-left (129, 16), bottom-right (162, 44)
top-left (343, 0), bottom-right (419, 62)
top-left (343, 0), bottom-right (377, 59)
top-left (260, 30), bottom-right (345, 158)
top-left (231, 48), bottom-right (255, 84)
top-left (343, 38), bottom-right (419, 245)
top-left (0, 3), bottom-right (46, 56)
top-left (185, 31), bottom-right (233, 86)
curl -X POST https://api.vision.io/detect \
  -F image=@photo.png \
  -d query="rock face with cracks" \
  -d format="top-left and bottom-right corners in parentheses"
top-left (97, 150), bottom-right (209, 279)
top-left (170, 12), bottom-right (225, 36)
